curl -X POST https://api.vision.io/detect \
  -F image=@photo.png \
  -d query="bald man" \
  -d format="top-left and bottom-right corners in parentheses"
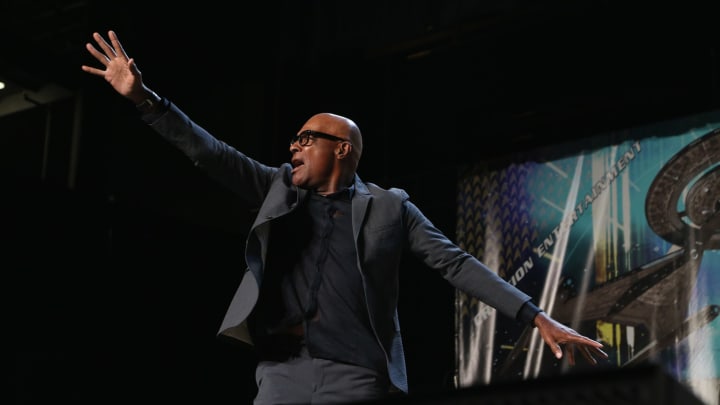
top-left (83, 30), bottom-right (607, 404)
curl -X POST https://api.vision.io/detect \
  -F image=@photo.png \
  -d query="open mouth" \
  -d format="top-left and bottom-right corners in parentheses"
top-left (291, 158), bottom-right (304, 174)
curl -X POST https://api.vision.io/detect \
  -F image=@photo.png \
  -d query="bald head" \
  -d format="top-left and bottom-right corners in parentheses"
top-left (289, 112), bottom-right (365, 194)
top-left (304, 112), bottom-right (363, 169)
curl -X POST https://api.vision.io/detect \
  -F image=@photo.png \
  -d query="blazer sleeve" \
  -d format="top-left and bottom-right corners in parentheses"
top-left (141, 100), bottom-right (279, 207)
top-left (402, 197), bottom-right (531, 320)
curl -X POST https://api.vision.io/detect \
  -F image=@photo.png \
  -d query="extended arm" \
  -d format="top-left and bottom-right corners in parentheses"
top-left (403, 198), bottom-right (607, 365)
top-left (80, 30), bottom-right (278, 205)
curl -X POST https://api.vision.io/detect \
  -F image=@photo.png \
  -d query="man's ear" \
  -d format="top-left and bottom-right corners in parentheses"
top-left (337, 143), bottom-right (351, 159)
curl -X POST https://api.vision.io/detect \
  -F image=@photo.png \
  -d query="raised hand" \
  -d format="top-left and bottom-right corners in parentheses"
top-left (81, 30), bottom-right (149, 104)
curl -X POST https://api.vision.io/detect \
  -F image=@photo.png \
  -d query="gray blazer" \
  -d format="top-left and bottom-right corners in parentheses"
top-left (144, 102), bottom-right (532, 393)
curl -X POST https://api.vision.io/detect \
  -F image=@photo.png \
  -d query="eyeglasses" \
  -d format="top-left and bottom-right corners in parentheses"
top-left (290, 130), bottom-right (351, 146)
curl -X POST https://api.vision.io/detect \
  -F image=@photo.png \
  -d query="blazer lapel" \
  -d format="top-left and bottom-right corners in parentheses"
top-left (352, 178), bottom-right (371, 243)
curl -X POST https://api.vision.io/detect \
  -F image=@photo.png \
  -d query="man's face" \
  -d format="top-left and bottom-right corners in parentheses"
top-left (289, 130), bottom-right (343, 193)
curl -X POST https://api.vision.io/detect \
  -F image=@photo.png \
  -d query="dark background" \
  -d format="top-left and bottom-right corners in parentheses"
top-left (5, 1), bottom-right (718, 404)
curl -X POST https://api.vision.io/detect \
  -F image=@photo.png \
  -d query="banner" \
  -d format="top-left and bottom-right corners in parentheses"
top-left (454, 111), bottom-right (720, 404)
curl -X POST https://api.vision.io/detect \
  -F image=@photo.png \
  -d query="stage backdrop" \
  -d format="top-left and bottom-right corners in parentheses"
top-left (454, 110), bottom-right (720, 405)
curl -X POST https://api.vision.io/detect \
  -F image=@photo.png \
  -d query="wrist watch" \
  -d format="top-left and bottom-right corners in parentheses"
top-left (135, 91), bottom-right (161, 113)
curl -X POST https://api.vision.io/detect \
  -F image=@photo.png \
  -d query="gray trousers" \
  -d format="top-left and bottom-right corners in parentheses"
top-left (253, 345), bottom-right (391, 404)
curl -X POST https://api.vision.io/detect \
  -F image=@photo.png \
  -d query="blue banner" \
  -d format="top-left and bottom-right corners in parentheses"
top-left (455, 111), bottom-right (720, 404)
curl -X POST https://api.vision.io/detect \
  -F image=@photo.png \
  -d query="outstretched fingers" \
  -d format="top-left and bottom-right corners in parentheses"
top-left (84, 41), bottom-right (109, 65)
top-left (92, 32), bottom-right (116, 60)
top-left (564, 337), bottom-right (608, 365)
top-left (108, 30), bottom-right (130, 60)
top-left (536, 313), bottom-right (608, 366)
top-left (584, 344), bottom-right (608, 363)
top-left (568, 344), bottom-right (576, 365)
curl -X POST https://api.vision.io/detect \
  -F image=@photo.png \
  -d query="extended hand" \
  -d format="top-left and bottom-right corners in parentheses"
top-left (534, 311), bottom-right (609, 366)
top-left (81, 30), bottom-right (148, 104)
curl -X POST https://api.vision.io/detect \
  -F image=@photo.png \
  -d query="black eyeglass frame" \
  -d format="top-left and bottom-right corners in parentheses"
top-left (290, 130), bottom-right (352, 146)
